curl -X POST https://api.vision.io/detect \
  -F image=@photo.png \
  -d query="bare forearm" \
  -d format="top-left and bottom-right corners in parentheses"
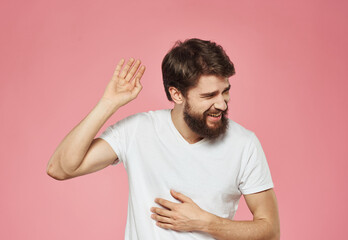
top-left (202, 214), bottom-right (279, 240)
top-left (48, 98), bottom-right (119, 175)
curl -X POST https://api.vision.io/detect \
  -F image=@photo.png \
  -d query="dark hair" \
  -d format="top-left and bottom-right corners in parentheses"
top-left (162, 38), bottom-right (235, 101)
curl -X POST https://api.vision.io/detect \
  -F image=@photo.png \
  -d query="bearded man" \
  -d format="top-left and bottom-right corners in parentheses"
top-left (47, 38), bottom-right (280, 240)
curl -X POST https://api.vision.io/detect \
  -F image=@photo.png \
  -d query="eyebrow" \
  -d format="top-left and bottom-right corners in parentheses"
top-left (199, 85), bottom-right (231, 97)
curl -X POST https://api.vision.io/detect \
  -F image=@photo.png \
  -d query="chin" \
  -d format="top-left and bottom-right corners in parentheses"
top-left (206, 121), bottom-right (222, 129)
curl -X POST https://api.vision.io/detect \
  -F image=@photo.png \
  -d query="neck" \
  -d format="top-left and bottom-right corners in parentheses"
top-left (170, 106), bottom-right (203, 144)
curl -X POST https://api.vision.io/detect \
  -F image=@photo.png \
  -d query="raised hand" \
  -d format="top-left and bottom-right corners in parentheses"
top-left (101, 58), bottom-right (146, 108)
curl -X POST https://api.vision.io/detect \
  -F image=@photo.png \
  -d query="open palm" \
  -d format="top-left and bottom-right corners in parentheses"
top-left (102, 58), bottom-right (146, 107)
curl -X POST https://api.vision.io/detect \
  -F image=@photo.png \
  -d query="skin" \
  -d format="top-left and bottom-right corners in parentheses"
top-left (151, 189), bottom-right (280, 240)
top-left (169, 75), bottom-right (230, 144)
top-left (47, 59), bottom-right (280, 239)
top-left (46, 58), bottom-right (145, 180)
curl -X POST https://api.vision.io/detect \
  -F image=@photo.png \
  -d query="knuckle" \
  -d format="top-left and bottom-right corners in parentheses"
top-left (160, 209), bottom-right (167, 216)
top-left (172, 213), bottom-right (179, 220)
top-left (172, 205), bottom-right (179, 211)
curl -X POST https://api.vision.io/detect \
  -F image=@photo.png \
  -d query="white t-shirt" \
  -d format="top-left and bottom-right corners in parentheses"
top-left (98, 109), bottom-right (273, 240)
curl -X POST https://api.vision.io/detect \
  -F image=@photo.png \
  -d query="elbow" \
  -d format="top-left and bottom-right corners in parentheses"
top-left (259, 218), bottom-right (280, 240)
top-left (46, 158), bottom-right (71, 181)
top-left (46, 168), bottom-right (67, 181)
top-left (270, 221), bottom-right (280, 240)
top-left (271, 230), bottom-right (280, 240)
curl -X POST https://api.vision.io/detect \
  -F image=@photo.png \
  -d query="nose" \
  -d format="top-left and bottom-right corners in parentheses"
top-left (214, 95), bottom-right (228, 111)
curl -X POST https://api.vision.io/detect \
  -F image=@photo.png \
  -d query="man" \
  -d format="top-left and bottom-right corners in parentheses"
top-left (47, 38), bottom-right (280, 240)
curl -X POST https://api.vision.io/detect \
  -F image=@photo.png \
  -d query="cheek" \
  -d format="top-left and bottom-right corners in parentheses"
top-left (193, 99), bottom-right (212, 110)
top-left (190, 99), bottom-right (215, 113)
top-left (203, 101), bottom-right (216, 112)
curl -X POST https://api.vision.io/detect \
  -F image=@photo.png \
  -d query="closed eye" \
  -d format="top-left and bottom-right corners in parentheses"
top-left (201, 93), bottom-right (216, 99)
top-left (200, 91), bottom-right (218, 98)
top-left (223, 85), bottom-right (231, 93)
top-left (199, 85), bottom-right (230, 98)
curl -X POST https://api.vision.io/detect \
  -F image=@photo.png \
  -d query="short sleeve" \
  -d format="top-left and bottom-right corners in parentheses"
top-left (97, 114), bottom-right (140, 166)
top-left (239, 133), bottom-right (274, 195)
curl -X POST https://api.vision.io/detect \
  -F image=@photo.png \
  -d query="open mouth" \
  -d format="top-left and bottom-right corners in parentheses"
top-left (207, 112), bottom-right (222, 117)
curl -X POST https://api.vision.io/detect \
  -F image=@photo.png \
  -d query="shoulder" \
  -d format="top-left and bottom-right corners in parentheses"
top-left (115, 109), bottom-right (170, 128)
top-left (225, 120), bottom-right (267, 160)
top-left (210, 119), bottom-right (259, 152)
top-left (147, 109), bottom-right (171, 119)
top-left (225, 119), bottom-right (255, 143)
top-left (206, 119), bottom-right (255, 151)
top-left (124, 109), bottom-right (169, 119)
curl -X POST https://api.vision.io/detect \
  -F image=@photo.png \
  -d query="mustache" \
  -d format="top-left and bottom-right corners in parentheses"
top-left (205, 106), bottom-right (229, 115)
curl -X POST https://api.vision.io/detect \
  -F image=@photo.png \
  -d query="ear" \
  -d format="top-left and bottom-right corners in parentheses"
top-left (168, 86), bottom-right (184, 104)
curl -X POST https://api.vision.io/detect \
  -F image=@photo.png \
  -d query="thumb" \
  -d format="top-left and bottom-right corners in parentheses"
top-left (170, 190), bottom-right (192, 203)
top-left (131, 77), bottom-right (143, 97)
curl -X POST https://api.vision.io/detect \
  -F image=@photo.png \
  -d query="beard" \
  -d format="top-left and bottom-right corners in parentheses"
top-left (183, 102), bottom-right (229, 140)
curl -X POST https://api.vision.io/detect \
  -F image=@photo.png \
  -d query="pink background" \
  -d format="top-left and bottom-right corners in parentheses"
top-left (1, 0), bottom-right (347, 239)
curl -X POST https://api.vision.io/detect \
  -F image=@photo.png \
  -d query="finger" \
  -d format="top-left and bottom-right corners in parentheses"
top-left (151, 207), bottom-right (173, 218)
top-left (155, 198), bottom-right (178, 210)
top-left (125, 59), bottom-right (141, 82)
top-left (131, 65), bottom-right (145, 94)
top-left (170, 190), bottom-right (192, 203)
top-left (156, 222), bottom-right (175, 231)
top-left (134, 65), bottom-right (146, 81)
top-left (112, 58), bottom-right (125, 80)
top-left (131, 79), bottom-right (142, 98)
top-left (151, 214), bottom-right (173, 224)
top-left (119, 58), bottom-right (135, 78)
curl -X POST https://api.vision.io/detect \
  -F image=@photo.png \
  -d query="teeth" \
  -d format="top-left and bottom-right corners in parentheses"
top-left (208, 113), bottom-right (221, 117)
